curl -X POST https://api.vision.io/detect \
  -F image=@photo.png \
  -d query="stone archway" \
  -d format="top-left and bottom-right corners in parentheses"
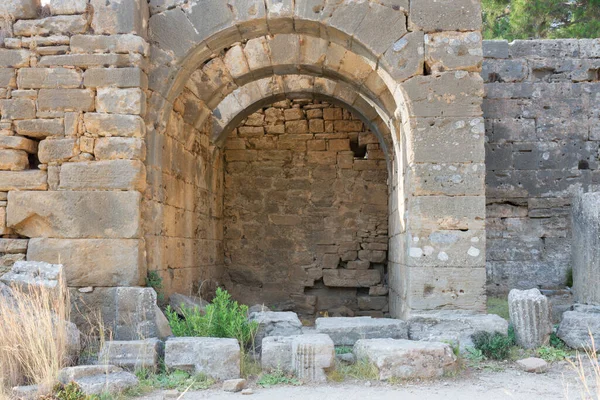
top-left (0, 0), bottom-right (486, 321)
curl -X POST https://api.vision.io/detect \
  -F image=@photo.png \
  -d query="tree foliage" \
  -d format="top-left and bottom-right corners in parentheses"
top-left (483, 0), bottom-right (600, 40)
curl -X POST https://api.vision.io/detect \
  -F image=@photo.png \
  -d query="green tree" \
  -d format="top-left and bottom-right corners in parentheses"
top-left (482, 0), bottom-right (600, 39)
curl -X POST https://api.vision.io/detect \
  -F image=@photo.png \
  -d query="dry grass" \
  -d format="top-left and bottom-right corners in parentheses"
top-left (567, 332), bottom-right (600, 400)
top-left (0, 279), bottom-right (71, 398)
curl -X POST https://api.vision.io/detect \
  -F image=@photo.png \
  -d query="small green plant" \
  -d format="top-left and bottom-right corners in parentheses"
top-left (566, 267), bottom-right (573, 288)
top-left (166, 288), bottom-right (258, 349)
top-left (257, 370), bottom-right (302, 387)
top-left (145, 271), bottom-right (164, 304)
top-left (52, 382), bottom-right (92, 400)
top-left (537, 346), bottom-right (568, 362)
top-left (442, 340), bottom-right (460, 357)
top-left (471, 330), bottom-right (514, 360)
top-left (128, 369), bottom-right (214, 395)
top-left (335, 346), bottom-right (353, 355)
top-left (550, 330), bottom-right (567, 349)
top-left (464, 347), bottom-right (487, 364)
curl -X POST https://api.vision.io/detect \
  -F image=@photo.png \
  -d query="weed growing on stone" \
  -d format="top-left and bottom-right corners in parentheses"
top-left (145, 271), bottom-right (164, 305)
top-left (335, 346), bottom-right (353, 355)
top-left (241, 353), bottom-right (262, 379)
top-left (257, 370), bottom-right (302, 388)
top-left (50, 382), bottom-right (92, 400)
top-left (165, 288), bottom-right (258, 350)
top-left (471, 331), bottom-right (515, 360)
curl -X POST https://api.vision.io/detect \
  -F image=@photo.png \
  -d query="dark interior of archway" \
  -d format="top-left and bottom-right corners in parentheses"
top-left (222, 99), bottom-right (390, 318)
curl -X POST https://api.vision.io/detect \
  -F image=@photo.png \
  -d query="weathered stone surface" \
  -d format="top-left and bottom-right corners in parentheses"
top-left (0, 260), bottom-right (64, 293)
top-left (96, 88), bottom-right (146, 115)
top-left (408, 311), bottom-right (508, 349)
top-left (222, 378), bottom-right (246, 392)
top-left (354, 339), bottom-right (457, 380)
top-left (169, 293), bottom-right (207, 316)
top-left (557, 305), bottom-right (600, 350)
top-left (72, 36), bottom-right (149, 56)
top-left (0, 135), bottom-right (37, 153)
top-left (516, 357), bottom-right (548, 373)
top-left (322, 269), bottom-right (381, 287)
top-left (18, 68), bottom-right (82, 89)
top-left (15, 119), bottom-right (64, 139)
top-left (425, 31), bottom-right (483, 72)
top-left (14, 15), bottom-right (88, 36)
top-left (409, 0), bottom-right (482, 32)
top-left (59, 160), bottom-right (146, 191)
top-left (38, 54), bottom-right (141, 68)
top-left (572, 192), bottom-right (600, 305)
top-left (0, 150), bottom-right (28, 171)
top-left (27, 238), bottom-right (144, 287)
top-left (0, 50), bottom-right (30, 68)
top-left (165, 337), bottom-right (240, 380)
top-left (38, 89), bottom-right (94, 112)
top-left (98, 338), bottom-right (161, 371)
top-left (261, 336), bottom-right (296, 373)
top-left (508, 288), bottom-right (553, 349)
top-left (248, 311), bottom-right (303, 349)
top-left (7, 191), bottom-right (141, 239)
top-left (0, 239), bottom-right (28, 254)
top-left (84, 113), bottom-right (146, 137)
top-left (0, 0), bottom-right (39, 19)
top-left (0, 99), bottom-right (36, 120)
top-left (291, 334), bottom-right (335, 383)
top-left (315, 317), bottom-right (409, 345)
top-left (84, 67), bottom-right (148, 89)
top-left (90, 0), bottom-right (148, 37)
top-left (58, 365), bottom-right (138, 396)
top-left (38, 138), bottom-right (79, 163)
top-left (94, 138), bottom-right (146, 160)
top-left (45, 0), bottom-right (87, 15)
top-left (0, 170), bottom-right (47, 191)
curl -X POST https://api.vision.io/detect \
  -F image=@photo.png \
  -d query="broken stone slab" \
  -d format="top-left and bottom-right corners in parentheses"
top-left (291, 334), bottom-right (335, 383)
top-left (168, 293), bottom-right (208, 316)
top-left (516, 357), bottom-right (548, 373)
top-left (98, 338), bottom-right (162, 371)
top-left (165, 337), bottom-right (240, 380)
top-left (222, 378), bottom-right (246, 392)
top-left (315, 317), bottom-right (409, 346)
top-left (260, 336), bottom-right (296, 373)
top-left (58, 365), bottom-right (138, 396)
top-left (508, 288), bottom-right (553, 349)
top-left (557, 305), bottom-right (600, 350)
top-left (354, 339), bottom-right (457, 380)
top-left (248, 311), bottom-right (303, 350)
top-left (408, 310), bottom-right (509, 350)
top-left (0, 260), bottom-right (64, 293)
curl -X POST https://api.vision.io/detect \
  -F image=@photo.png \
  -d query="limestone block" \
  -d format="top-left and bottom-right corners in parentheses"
top-left (96, 88), bottom-right (146, 115)
top-left (0, 0), bottom-right (40, 19)
top-left (425, 32), bottom-right (483, 73)
top-left (379, 31), bottom-right (425, 82)
top-left (315, 317), bottom-right (408, 346)
top-left (59, 160), bottom-right (146, 191)
top-left (94, 137), bottom-right (146, 160)
top-left (347, 260), bottom-right (370, 270)
top-left (248, 311), bottom-right (303, 350)
top-left (165, 337), bottom-right (240, 380)
top-left (508, 288), bottom-right (553, 349)
top-left (572, 192), bottom-right (600, 305)
top-left (406, 230), bottom-right (485, 268)
top-left (84, 113), bottom-right (146, 137)
top-left (354, 339), bottom-right (457, 380)
top-left (481, 59), bottom-right (529, 83)
top-left (0, 150), bottom-right (28, 171)
top-left (15, 119), bottom-right (64, 139)
top-left (291, 334), bottom-right (334, 383)
top-left (90, 0), bottom-right (149, 37)
top-left (84, 68), bottom-right (148, 89)
top-left (14, 15), bottom-right (88, 36)
top-left (409, 163), bottom-right (485, 196)
top-left (18, 68), bottom-right (82, 89)
top-left (400, 72), bottom-right (483, 118)
top-left (0, 207), bottom-right (8, 236)
top-left (409, 0), bottom-right (482, 32)
top-left (168, 293), bottom-right (207, 316)
top-left (185, 0), bottom-right (236, 46)
top-left (409, 196), bottom-right (485, 231)
top-left (72, 35), bottom-right (149, 56)
top-left (58, 365), bottom-right (138, 396)
top-left (352, 2), bottom-right (407, 58)
top-left (0, 135), bottom-right (37, 154)
top-left (0, 50), bottom-right (30, 68)
top-left (39, 54), bottom-right (141, 68)
top-left (27, 238), bottom-right (145, 286)
top-left (98, 338), bottom-right (161, 371)
top-left (44, 0), bottom-right (87, 15)
top-left (483, 40), bottom-right (509, 59)
top-left (509, 39), bottom-right (580, 59)
top-left (38, 89), bottom-right (95, 112)
top-left (148, 8), bottom-right (202, 59)
top-left (0, 238), bottom-right (28, 254)
top-left (0, 99), bottom-right (36, 120)
top-left (322, 269), bottom-right (381, 287)
top-left (408, 311), bottom-right (508, 349)
top-left (38, 138), bottom-right (79, 163)
top-left (557, 305), bottom-right (600, 350)
top-left (261, 336), bottom-right (296, 373)
top-left (7, 191), bottom-right (141, 239)
top-left (516, 357), bottom-right (548, 373)
top-left (0, 170), bottom-right (47, 191)
top-left (0, 260), bottom-right (64, 293)
top-left (580, 39), bottom-right (600, 58)
top-left (0, 69), bottom-right (16, 88)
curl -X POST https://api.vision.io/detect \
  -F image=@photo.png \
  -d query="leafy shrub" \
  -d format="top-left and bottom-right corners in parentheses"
top-left (471, 331), bottom-right (514, 360)
top-left (550, 330), bottom-right (567, 349)
top-left (537, 346), bottom-right (568, 362)
top-left (146, 271), bottom-right (164, 304)
top-left (166, 288), bottom-right (258, 349)
top-left (50, 382), bottom-right (91, 400)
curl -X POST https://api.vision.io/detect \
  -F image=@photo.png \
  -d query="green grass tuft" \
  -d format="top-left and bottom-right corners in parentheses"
top-left (257, 370), bottom-right (302, 387)
top-left (487, 297), bottom-right (510, 321)
top-left (334, 346), bottom-right (353, 355)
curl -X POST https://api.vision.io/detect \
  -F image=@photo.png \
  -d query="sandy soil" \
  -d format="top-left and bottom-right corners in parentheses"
top-left (143, 361), bottom-right (592, 400)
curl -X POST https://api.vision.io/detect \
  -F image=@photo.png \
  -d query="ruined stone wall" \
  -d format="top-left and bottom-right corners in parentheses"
top-left (483, 39), bottom-right (600, 294)
top-left (223, 99), bottom-right (389, 317)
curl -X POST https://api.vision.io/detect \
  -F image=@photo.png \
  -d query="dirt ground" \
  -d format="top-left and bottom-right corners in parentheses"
top-left (144, 361), bottom-right (593, 400)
